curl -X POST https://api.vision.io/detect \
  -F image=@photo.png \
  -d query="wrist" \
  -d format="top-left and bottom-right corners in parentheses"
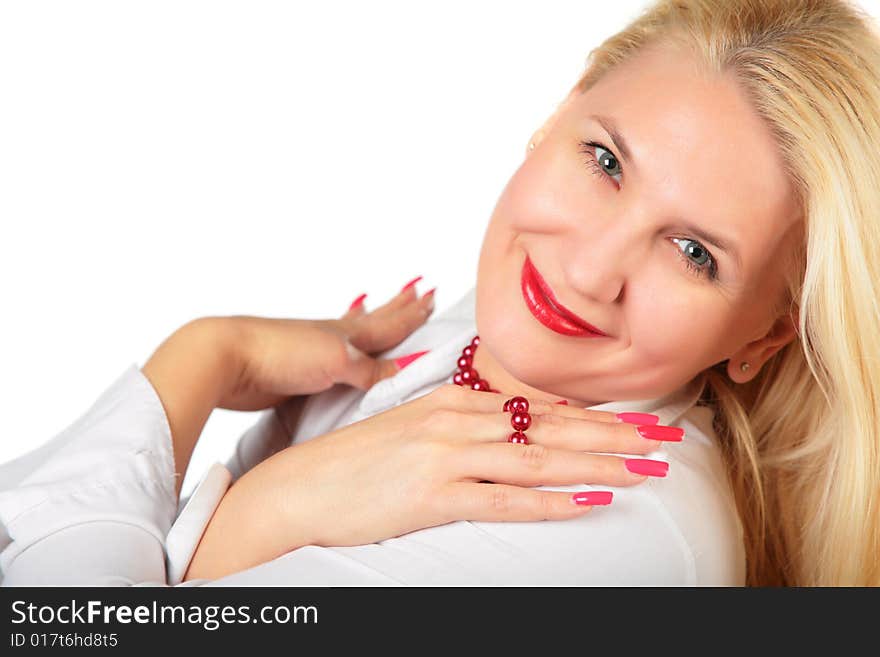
top-left (141, 316), bottom-right (245, 498)
top-left (186, 316), bottom-right (249, 397)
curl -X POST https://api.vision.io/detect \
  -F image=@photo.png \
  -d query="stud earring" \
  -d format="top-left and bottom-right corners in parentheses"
top-left (740, 362), bottom-right (750, 372)
top-left (528, 141), bottom-right (536, 151)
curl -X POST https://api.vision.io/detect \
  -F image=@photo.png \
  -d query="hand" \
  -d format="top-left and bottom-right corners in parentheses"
top-left (216, 282), bottom-right (436, 411)
top-left (185, 382), bottom-right (677, 580)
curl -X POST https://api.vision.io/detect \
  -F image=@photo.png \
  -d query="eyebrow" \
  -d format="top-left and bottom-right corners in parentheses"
top-left (591, 114), bottom-right (636, 173)
top-left (676, 221), bottom-right (743, 273)
top-left (590, 113), bottom-right (743, 273)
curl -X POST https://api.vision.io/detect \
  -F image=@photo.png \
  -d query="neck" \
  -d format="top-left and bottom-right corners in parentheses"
top-left (469, 338), bottom-right (603, 407)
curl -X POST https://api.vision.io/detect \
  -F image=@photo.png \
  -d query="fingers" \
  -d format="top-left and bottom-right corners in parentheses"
top-left (430, 383), bottom-right (623, 424)
top-left (448, 441), bottom-right (655, 487)
top-left (396, 286), bottom-right (435, 322)
top-left (393, 275), bottom-right (423, 305)
top-left (379, 285), bottom-right (435, 318)
top-left (429, 389), bottom-right (670, 455)
top-left (439, 482), bottom-right (608, 523)
top-left (344, 293), bottom-right (368, 316)
top-left (361, 293), bottom-right (434, 351)
top-left (342, 276), bottom-right (432, 321)
top-left (509, 411), bottom-right (674, 455)
top-left (335, 340), bottom-right (408, 390)
top-left (374, 275), bottom-right (428, 313)
top-left (344, 279), bottom-right (436, 354)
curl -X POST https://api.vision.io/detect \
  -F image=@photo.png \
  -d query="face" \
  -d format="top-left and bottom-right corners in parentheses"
top-left (474, 43), bottom-right (803, 406)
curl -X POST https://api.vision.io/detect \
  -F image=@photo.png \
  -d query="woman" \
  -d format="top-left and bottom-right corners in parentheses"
top-left (2, 0), bottom-right (879, 586)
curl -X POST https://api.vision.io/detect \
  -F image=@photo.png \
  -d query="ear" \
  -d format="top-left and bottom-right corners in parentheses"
top-left (726, 310), bottom-right (800, 383)
top-left (526, 82), bottom-right (584, 156)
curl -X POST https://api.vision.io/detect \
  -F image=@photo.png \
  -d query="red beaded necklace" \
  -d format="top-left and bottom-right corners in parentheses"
top-left (451, 335), bottom-right (495, 392)
top-left (451, 334), bottom-right (567, 444)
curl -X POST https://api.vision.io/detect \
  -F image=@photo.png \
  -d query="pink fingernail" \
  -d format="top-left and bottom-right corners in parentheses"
top-left (394, 350), bottom-right (430, 370)
top-left (571, 491), bottom-right (613, 506)
top-left (347, 293), bottom-right (367, 311)
top-left (616, 412), bottom-right (659, 425)
top-left (400, 275), bottom-right (423, 293)
top-left (625, 458), bottom-right (669, 477)
top-left (637, 425), bottom-right (685, 442)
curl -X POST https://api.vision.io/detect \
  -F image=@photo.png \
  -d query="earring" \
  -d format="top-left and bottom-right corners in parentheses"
top-left (528, 130), bottom-right (543, 152)
top-left (740, 362), bottom-right (750, 372)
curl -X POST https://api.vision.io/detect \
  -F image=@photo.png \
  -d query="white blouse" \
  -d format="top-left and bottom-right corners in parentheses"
top-left (0, 288), bottom-right (746, 586)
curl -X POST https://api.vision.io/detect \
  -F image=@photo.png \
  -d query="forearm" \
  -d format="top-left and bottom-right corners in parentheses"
top-left (141, 317), bottom-right (243, 499)
top-left (182, 446), bottom-right (312, 581)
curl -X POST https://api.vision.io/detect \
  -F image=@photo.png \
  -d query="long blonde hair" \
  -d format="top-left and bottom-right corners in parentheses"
top-left (574, 0), bottom-right (880, 585)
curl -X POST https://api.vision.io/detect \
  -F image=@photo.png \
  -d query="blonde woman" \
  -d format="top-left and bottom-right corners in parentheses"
top-left (1, 0), bottom-right (878, 587)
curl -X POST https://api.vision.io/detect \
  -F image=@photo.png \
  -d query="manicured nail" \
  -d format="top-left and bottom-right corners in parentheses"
top-left (347, 293), bottom-right (367, 311)
top-left (571, 491), bottom-right (613, 506)
top-left (616, 412), bottom-right (659, 425)
top-left (636, 425), bottom-right (684, 442)
top-left (625, 458), bottom-right (669, 477)
top-left (394, 350), bottom-right (430, 370)
top-left (400, 275), bottom-right (423, 293)
top-left (556, 399), bottom-right (568, 405)
top-left (422, 287), bottom-right (436, 305)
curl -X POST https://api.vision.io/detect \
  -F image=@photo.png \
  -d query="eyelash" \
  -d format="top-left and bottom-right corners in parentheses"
top-left (578, 139), bottom-right (719, 282)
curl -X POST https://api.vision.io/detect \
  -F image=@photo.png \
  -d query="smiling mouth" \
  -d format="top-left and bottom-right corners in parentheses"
top-left (520, 256), bottom-right (609, 338)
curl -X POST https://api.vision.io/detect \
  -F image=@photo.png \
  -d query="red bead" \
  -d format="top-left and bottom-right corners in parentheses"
top-left (503, 399), bottom-right (511, 412)
top-left (471, 379), bottom-right (491, 391)
top-left (471, 336), bottom-right (480, 347)
top-left (509, 396), bottom-right (529, 413)
top-left (511, 411), bottom-right (531, 432)
top-left (462, 345), bottom-right (475, 359)
top-left (460, 368), bottom-right (479, 384)
top-left (457, 355), bottom-right (472, 369)
top-left (508, 431), bottom-right (528, 444)
top-left (452, 372), bottom-right (464, 385)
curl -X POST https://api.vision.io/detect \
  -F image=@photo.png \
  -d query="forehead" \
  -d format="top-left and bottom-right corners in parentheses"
top-left (567, 44), bottom-right (801, 275)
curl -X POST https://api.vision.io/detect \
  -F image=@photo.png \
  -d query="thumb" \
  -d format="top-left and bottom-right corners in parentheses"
top-left (339, 346), bottom-right (430, 390)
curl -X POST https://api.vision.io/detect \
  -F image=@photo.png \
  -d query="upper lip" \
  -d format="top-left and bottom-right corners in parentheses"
top-left (524, 256), bottom-right (609, 336)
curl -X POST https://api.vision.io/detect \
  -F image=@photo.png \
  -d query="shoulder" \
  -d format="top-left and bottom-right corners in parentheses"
top-left (648, 403), bottom-right (746, 585)
top-left (435, 403), bottom-right (745, 586)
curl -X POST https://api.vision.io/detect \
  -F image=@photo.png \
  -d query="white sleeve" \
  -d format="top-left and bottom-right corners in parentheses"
top-left (0, 364), bottom-right (234, 587)
top-left (163, 462), bottom-right (231, 585)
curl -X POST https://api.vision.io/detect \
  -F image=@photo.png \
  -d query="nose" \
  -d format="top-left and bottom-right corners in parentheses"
top-left (560, 207), bottom-right (651, 305)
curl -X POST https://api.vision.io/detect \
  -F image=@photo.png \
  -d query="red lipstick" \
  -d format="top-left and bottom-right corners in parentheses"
top-left (521, 256), bottom-right (609, 338)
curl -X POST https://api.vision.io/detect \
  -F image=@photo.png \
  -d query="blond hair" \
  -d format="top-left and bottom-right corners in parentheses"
top-left (575, 0), bottom-right (880, 585)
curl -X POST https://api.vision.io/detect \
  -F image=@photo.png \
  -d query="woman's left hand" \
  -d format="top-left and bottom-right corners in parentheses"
top-left (215, 283), bottom-right (436, 411)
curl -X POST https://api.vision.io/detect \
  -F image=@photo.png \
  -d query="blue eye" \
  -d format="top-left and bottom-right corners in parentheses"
top-left (580, 140), bottom-right (623, 185)
top-left (671, 237), bottom-right (719, 281)
top-left (579, 140), bottom-right (719, 283)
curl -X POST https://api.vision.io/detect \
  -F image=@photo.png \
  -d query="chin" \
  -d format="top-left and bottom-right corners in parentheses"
top-left (476, 294), bottom-right (551, 385)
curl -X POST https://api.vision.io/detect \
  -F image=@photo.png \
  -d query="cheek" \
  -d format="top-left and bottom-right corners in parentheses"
top-left (477, 165), bottom-right (549, 287)
top-left (626, 282), bottom-right (732, 366)
top-left (490, 155), bottom-right (568, 231)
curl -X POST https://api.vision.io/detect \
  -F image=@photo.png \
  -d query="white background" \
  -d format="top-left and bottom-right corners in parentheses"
top-left (2, 0), bottom-right (878, 499)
